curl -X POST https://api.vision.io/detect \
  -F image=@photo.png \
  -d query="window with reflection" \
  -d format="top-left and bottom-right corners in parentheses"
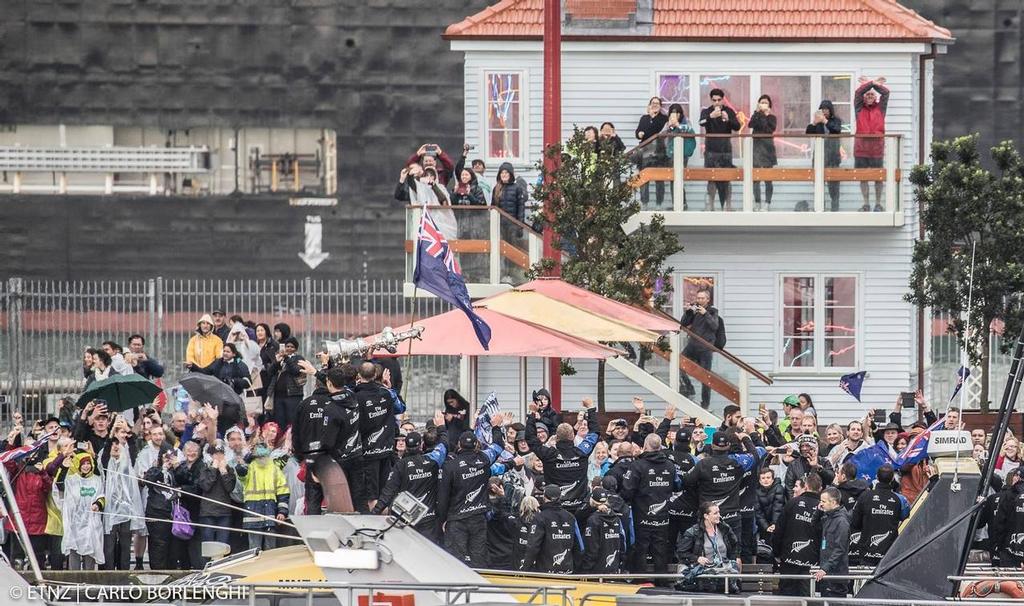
top-left (485, 72), bottom-right (523, 160)
top-left (760, 75), bottom-right (812, 160)
top-left (780, 274), bottom-right (859, 371)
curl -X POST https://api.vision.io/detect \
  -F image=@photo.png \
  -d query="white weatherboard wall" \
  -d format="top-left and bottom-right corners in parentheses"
top-left (457, 41), bottom-right (932, 424)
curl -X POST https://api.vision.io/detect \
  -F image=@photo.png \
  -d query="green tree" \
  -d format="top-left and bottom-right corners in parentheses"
top-left (530, 128), bottom-right (683, 409)
top-left (907, 135), bottom-right (1024, 412)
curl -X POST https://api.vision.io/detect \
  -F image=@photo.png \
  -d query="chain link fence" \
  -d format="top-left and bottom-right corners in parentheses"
top-left (0, 278), bottom-right (455, 424)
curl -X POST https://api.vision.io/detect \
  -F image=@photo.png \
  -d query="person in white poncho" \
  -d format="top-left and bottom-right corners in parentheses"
top-left (101, 438), bottom-right (145, 570)
top-left (226, 321), bottom-right (263, 376)
top-left (60, 452), bottom-right (106, 570)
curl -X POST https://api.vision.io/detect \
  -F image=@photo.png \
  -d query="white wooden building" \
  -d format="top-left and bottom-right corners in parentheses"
top-left (443, 0), bottom-right (953, 423)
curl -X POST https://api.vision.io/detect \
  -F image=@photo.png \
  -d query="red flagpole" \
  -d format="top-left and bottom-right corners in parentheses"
top-left (543, 0), bottom-right (562, 411)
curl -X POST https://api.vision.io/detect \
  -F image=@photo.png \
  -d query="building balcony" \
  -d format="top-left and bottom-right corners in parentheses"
top-left (623, 133), bottom-right (904, 232)
top-left (405, 205), bottom-right (544, 298)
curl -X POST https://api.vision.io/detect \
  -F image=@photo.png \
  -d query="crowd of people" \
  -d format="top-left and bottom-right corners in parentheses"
top-left (2, 316), bottom-right (1022, 597)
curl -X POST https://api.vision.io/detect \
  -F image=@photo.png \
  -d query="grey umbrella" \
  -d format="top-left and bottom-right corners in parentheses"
top-left (178, 372), bottom-right (244, 407)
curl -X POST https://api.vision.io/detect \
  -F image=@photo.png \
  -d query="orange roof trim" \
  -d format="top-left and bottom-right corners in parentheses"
top-left (444, 0), bottom-right (952, 42)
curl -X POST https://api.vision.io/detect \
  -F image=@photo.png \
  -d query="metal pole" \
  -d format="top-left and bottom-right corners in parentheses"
top-left (9, 277), bottom-right (22, 419)
top-left (0, 464), bottom-right (43, 582)
top-left (543, 0), bottom-right (562, 411)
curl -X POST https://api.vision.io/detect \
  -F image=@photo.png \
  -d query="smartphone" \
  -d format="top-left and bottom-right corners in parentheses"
top-left (76, 442), bottom-right (88, 450)
top-left (900, 391), bottom-right (916, 408)
top-left (94, 399), bottom-right (107, 407)
top-left (873, 409), bottom-right (887, 425)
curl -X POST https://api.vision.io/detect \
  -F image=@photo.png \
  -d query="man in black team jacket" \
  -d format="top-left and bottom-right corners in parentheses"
top-left (579, 488), bottom-right (627, 574)
top-left (993, 469), bottom-right (1024, 567)
top-left (666, 427), bottom-right (699, 554)
top-left (621, 433), bottom-right (682, 580)
top-left (352, 361), bottom-right (404, 512)
top-left (773, 472), bottom-right (823, 597)
top-left (523, 485), bottom-right (584, 574)
top-left (292, 364), bottom-right (361, 515)
top-left (683, 431), bottom-right (758, 541)
top-left (850, 464), bottom-right (907, 566)
top-left (525, 398), bottom-right (599, 513)
top-left (437, 431), bottom-right (517, 567)
top-left (371, 413), bottom-right (448, 541)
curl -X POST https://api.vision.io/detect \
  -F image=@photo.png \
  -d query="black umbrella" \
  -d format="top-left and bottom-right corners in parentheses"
top-left (75, 374), bottom-right (162, 412)
top-left (178, 372), bottom-right (244, 408)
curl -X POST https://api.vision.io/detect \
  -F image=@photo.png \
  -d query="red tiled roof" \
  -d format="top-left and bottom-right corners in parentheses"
top-left (444, 0), bottom-right (953, 42)
top-left (565, 0), bottom-right (636, 20)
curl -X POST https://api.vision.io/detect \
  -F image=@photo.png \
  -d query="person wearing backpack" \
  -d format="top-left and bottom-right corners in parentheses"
top-left (679, 289), bottom-right (725, 409)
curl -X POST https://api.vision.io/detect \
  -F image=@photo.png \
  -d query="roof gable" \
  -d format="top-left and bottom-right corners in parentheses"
top-left (444, 0), bottom-right (953, 43)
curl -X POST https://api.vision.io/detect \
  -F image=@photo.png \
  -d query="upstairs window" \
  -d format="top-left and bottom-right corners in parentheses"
top-left (485, 72), bottom-right (524, 161)
top-left (780, 274), bottom-right (859, 371)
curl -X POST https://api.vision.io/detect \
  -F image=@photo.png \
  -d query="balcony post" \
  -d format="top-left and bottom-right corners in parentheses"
top-left (813, 137), bottom-right (825, 213)
top-left (489, 208), bottom-right (501, 284)
top-left (738, 368), bottom-right (750, 415)
top-left (885, 136), bottom-right (897, 212)
top-left (672, 137), bottom-right (684, 212)
top-left (741, 136), bottom-right (753, 212)
top-left (58, 172), bottom-right (68, 194)
top-left (669, 331), bottom-right (681, 391)
top-left (104, 174), bottom-right (114, 195)
top-left (12, 172), bottom-right (21, 194)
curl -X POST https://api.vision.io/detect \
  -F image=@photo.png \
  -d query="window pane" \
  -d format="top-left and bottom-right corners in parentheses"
top-left (825, 306), bottom-right (856, 335)
top-left (821, 75), bottom-right (852, 128)
top-left (783, 338), bottom-right (815, 367)
top-left (760, 75), bottom-right (811, 160)
top-left (699, 75), bottom-right (750, 123)
top-left (487, 73), bottom-right (521, 158)
top-left (783, 307), bottom-right (815, 337)
top-left (825, 276), bottom-right (856, 306)
top-left (826, 337), bottom-right (856, 367)
top-left (783, 276), bottom-right (814, 306)
top-left (658, 74), bottom-right (691, 106)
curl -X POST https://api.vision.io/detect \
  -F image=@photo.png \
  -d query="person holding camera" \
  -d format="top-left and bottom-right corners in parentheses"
top-left (679, 289), bottom-right (725, 409)
top-left (407, 143), bottom-right (455, 186)
top-left (699, 88), bottom-right (741, 210)
top-left (782, 435), bottom-right (835, 498)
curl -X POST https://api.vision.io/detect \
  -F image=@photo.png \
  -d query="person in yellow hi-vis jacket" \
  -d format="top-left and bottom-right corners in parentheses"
top-left (186, 314), bottom-right (223, 370)
top-left (236, 437), bottom-right (289, 550)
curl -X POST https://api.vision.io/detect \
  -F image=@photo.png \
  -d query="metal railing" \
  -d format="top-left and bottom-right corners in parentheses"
top-left (627, 133), bottom-right (902, 216)
top-left (0, 277), bottom-right (455, 423)
top-left (405, 205), bottom-right (544, 292)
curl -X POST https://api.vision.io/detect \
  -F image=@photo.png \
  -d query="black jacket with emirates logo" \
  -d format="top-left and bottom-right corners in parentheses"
top-left (353, 381), bottom-right (399, 460)
top-left (437, 443), bottom-right (508, 523)
top-left (525, 408), bottom-right (599, 510)
top-left (621, 450), bottom-right (682, 528)
top-left (293, 387), bottom-right (362, 463)
top-left (371, 433), bottom-right (448, 521)
top-left (683, 449), bottom-right (756, 520)
top-left (579, 509), bottom-right (626, 573)
top-left (666, 449), bottom-right (698, 519)
top-left (993, 481), bottom-right (1024, 559)
top-left (772, 491), bottom-right (822, 568)
top-left (523, 501), bottom-right (583, 573)
top-left (292, 387), bottom-right (334, 460)
top-left (850, 486), bottom-right (905, 563)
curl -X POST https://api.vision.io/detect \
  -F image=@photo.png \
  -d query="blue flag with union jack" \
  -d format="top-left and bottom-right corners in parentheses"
top-left (949, 365), bottom-right (970, 403)
top-left (894, 416), bottom-right (946, 467)
top-left (839, 370), bottom-right (866, 402)
top-left (414, 210), bottom-right (492, 350)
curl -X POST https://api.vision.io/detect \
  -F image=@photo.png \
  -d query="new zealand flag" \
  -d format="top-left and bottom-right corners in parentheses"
top-left (839, 370), bottom-right (867, 402)
top-left (949, 365), bottom-right (970, 403)
top-left (414, 210), bottom-right (492, 350)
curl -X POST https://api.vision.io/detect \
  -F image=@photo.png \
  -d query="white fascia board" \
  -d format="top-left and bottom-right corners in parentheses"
top-left (450, 40), bottom-right (933, 55)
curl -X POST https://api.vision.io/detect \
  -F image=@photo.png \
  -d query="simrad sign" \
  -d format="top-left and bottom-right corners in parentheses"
top-left (928, 430), bottom-right (971, 456)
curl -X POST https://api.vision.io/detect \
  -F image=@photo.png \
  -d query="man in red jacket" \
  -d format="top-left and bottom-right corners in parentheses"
top-left (3, 448), bottom-right (53, 568)
top-left (854, 77), bottom-right (890, 212)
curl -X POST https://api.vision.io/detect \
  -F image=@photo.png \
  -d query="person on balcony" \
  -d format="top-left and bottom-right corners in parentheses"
top-left (634, 96), bottom-right (668, 208)
top-left (407, 144), bottom-right (454, 187)
top-left (806, 101), bottom-right (844, 210)
top-left (664, 104), bottom-right (696, 209)
top-left (450, 168), bottom-right (486, 205)
top-left (854, 77), bottom-right (890, 212)
top-left (699, 89), bottom-right (741, 211)
top-left (492, 163), bottom-right (527, 223)
top-left (679, 289), bottom-right (725, 410)
top-left (598, 122), bottom-right (625, 156)
top-left (749, 95), bottom-right (777, 212)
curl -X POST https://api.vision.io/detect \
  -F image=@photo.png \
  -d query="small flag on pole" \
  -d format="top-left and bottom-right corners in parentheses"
top-left (839, 370), bottom-right (867, 402)
top-left (949, 365), bottom-right (971, 403)
top-left (474, 391), bottom-right (501, 446)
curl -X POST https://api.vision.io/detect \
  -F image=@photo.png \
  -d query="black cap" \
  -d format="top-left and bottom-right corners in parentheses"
top-left (535, 424), bottom-right (549, 436)
top-left (883, 422), bottom-right (900, 432)
top-left (712, 432), bottom-right (730, 450)
top-left (405, 432), bottom-right (423, 451)
top-left (675, 428), bottom-right (692, 443)
top-left (459, 431), bottom-right (478, 450)
top-left (41, 416), bottom-right (60, 428)
top-left (543, 484), bottom-right (562, 502)
top-left (591, 487), bottom-right (610, 504)
top-left (212, 309), bottom-right (225, 315)
top-left (910, 421), bottom-right (927, 430)
top-left (796, 434), bottom-right (818, 448)
top-left (611, 418), bottom-right (629, 429)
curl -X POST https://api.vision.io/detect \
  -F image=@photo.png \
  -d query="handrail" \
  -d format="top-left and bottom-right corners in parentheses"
top-left (649, 306), bottom-right (773, 386)
top-left (627, 131), bottom-right (901, 157)
top-left (405, 203), bottom-right (540, 234)
top-left (580, 593), bottom-right (1019, 606)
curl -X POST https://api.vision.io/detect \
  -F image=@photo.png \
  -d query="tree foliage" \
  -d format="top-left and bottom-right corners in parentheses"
top-left (906, 134), bottom-right (1024, 410)
top-left (529, 128), bottom-right (683, 309)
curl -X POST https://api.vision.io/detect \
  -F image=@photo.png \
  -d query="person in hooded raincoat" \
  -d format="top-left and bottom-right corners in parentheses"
top-left (186, 314), bottom-right (223, 370)
top-left (806, 100), bottom-right (844, 210)
top-left (100, 435), bottom-right (145, 570)
top-left (60, 452), bottom-right (106, 570)
top-left (492, 163), bottom-right (527, 222)
top-left (225, 321), bottom-right (263, 376)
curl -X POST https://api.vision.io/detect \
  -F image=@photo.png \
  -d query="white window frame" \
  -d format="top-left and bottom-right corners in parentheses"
top-left (480, 69), bottom-right (529, 165)
top-left (775, 272), bottom-right (862, 374)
